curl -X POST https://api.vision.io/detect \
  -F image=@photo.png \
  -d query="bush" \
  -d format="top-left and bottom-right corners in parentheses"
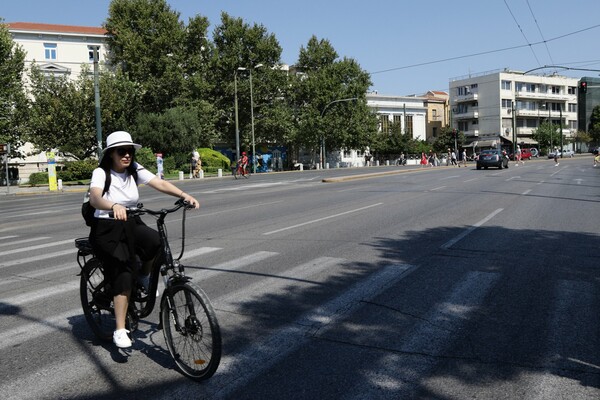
top-left (28, 172), bottom-right (48, 186)
top-left (59, 160), bottom-right (97, 182)
top-left (198, 148), bottom-right (231, 170)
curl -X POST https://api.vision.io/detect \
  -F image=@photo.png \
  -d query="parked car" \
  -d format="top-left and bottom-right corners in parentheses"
top-left (476, 149), bottom-right (509, 170)
top-left (508, 148), bottom-right (533, 160)
top-left (547, 149), bottom-right (574, 158)
top-left (561, 149), bottom-right (574, 158)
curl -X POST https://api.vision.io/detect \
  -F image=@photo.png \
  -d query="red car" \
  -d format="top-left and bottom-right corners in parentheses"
top-left (508, 148), bottom-right (533, 160)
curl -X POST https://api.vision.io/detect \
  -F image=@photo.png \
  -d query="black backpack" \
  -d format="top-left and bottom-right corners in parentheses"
top-left (81, 176), bottom-right (111, 227)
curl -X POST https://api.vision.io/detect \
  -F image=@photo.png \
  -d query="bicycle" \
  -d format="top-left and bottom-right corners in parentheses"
top-left (75, 199), bottom-right (221, 381)
top-left (232, 162), bottom-right (250, 179)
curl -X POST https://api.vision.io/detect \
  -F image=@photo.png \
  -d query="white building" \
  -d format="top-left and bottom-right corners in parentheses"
top-left (449, 69), bottom-right (579, 151)
top-left (6, 22), bottom-right (108, 183)
top-left (367, 93), bottom-right (427, 141)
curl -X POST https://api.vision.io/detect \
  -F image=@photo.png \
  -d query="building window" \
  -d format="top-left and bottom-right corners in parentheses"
top-left (379, 114), bottom-right (390, 134)
top-left (392, 114), bottom-right (402, 125)
top-left (501, 99), bottom-right (512, 109)
top-left (551, 86), bottom-right (561, 94)
top-left (501, 80), bottom-right (512, 90)
top-left (568, 120), bottom-right (578, 130)
top-left (568, 86), bottom-right (577, 95)
top-left (568, 103), bottom-right (577, 112)
top-left (472, 119), bottom-right (478, 126)
top-left (432, 127), bottom-right (438, 137)
top-left (432, 109), bottom-right (437, 119)
top-left (44, 43), bottom-right (57, 60)
top-left (458, 121), bottom-right (468, 131)
top-left (405, 115), bottom-right (413, 136)
top-left (516, 82), bottom-right (536, 93)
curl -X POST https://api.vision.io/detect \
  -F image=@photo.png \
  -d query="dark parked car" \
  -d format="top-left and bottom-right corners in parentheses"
top-left (476, 149), bottom-right (509, 170)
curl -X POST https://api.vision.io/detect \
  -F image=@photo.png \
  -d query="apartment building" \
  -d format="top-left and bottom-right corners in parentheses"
top-left (449, 69), bottom-right (579, 151)
top-left (6, 22), bottom-right (108, 182)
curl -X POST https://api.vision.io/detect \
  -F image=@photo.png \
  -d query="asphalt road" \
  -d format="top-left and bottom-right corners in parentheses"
top-left (1, 157), bottom-right (599, 399)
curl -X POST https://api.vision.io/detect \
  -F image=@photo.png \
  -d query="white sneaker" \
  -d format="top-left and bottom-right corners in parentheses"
top-left (113, 329), bottom-right (132, 348)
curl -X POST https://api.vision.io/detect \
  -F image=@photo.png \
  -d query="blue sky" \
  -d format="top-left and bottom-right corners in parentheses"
top-left (2, 0), bottom-right (600, 95)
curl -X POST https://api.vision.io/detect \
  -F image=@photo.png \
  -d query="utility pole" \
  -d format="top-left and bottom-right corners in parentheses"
top-left (92, 46), bottom-right (102, 158)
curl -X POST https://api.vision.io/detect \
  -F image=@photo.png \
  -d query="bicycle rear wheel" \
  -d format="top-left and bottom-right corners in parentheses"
top-left (80, 258), bottom-right (114, 341)
top-left (161, 281), bottom-right (221, 381)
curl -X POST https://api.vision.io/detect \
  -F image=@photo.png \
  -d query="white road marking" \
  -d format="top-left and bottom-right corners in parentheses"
top-left (441, 208), bottom-right (503, 250)
top-left (263, 203), bottom-right (383, 235)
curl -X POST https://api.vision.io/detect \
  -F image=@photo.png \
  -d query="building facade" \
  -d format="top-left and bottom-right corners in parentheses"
top-left (577, 76), bottom-right (600, 137)
top-left (366, 93), bottom-right (428, 141)
top-left (449, 69), bottom-right (579, 152)
top-left (6, 22), bottom-right (108, 182)
top-left (422, 90), bottom-right (449, 142)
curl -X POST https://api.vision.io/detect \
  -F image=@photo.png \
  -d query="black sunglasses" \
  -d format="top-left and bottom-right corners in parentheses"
top-left (115, 147), bottom-right (135, 157)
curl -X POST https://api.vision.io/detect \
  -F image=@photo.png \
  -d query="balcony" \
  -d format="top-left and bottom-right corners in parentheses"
top-left (514, 90), bottom-right (571, 101)
top-left (454, 110), bottom-right (479, 119)
top-left (454, 92), bottom-right (478, 102)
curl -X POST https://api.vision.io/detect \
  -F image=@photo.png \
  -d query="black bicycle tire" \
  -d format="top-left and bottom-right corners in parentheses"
top-left (80, 258), bottom-right (114, 342)
top-left (161, 281), bottom-right (222, 381)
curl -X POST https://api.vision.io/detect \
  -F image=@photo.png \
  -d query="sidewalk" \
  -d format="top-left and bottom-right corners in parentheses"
top-left (0, 184), bottom-right (88, 196)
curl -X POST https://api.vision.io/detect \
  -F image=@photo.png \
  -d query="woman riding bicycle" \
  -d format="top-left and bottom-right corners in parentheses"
top-left (88, 131), bottom-right (199, 348)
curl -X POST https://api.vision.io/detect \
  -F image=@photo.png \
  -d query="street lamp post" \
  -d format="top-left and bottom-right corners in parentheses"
top-left (249, 64), bottom-right (263, 174)
top-left (234, 69), bottom-right (241, 162)
top-left (237, 64), bottom-right (263, 174)
top-left (91, 46), bottom-right (103, 158)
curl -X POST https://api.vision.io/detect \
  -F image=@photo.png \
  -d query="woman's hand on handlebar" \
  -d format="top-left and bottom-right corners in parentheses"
top-left (180, 192), bottom-right (200, 209)
top-left (111, 203), bottom-right (128, 221)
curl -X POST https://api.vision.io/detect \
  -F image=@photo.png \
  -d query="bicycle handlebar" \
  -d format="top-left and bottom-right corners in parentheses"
top-left (108, 198), bottom-right (193, 219)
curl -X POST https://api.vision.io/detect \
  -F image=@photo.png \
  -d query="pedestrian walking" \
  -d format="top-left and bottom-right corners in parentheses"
top-left (515, 145), bottom-right (522, 166)
top-left (450, 149), bottom-right (458, 166)
top-left (553, 147), bottom-right (560, 166)
top-left (461, 149), bottom-right (467, 167)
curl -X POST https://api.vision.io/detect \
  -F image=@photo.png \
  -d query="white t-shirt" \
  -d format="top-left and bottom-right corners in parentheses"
top-left (90, 162), bottom-right (156, 219)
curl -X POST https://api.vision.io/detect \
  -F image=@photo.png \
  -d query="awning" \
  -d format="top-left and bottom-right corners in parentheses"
top-left (516, 137), bottom-right (538, 145)
top-left (467, 139), bottom-right (498, 147)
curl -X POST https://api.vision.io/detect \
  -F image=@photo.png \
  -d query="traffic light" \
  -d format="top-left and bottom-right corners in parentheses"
top-left (0, 144), bottom-right (7, 154)
top-left (580, 81), bottom-right (587, 94)
top-left (452, 129), bottom-right (457, 139)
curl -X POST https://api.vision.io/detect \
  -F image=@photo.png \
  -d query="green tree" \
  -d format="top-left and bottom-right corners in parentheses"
top-left (432, 126), bottom-right (464, 153)
top-left (588, 105), bottom-right (600, 144)
top-left (104, 0), bottom-right (187, 113)
top-left (211, 12), bottom-right (285, 151)
top-left (0, 20), bottom-right (28, 157)
top-left (26, 65), bottom-right (96, 159)
top-left (132, 104), bottom-right (219, 156)
top-left (292, 36), bottom-right (376, 156)
top-left (532, 121), bottom-right (560, 153)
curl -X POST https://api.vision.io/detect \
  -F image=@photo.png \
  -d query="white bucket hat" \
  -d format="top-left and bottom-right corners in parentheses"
top-left (103, 131), bottom-right (142, 154)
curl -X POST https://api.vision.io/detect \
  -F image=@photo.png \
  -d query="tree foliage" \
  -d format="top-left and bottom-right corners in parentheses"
top-left (0, 19), bottom-right (28, 157)
top-left (588, 105), bottom-right (600, 144)
top-left (104, 0), bottom-right (187, 113)
top-left (12, 2), bottom-right (386, 167)
top-left (532, 121), bottom-right (561, 153)
top-left (291, 36), bottom-right (376, 155)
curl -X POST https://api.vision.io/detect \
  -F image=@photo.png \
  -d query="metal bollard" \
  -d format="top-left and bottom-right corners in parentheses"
top-left (178, 171), bottom-right (184, 180)
top-left (217, 168), bottom-right (222, 177)
top-left (57, 179), bottom-right (63, 191)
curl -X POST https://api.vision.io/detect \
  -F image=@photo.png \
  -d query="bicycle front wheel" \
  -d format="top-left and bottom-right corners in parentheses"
top-left (161, 281), bottom-right (222, 381)
top-left (80, 258), bottom-right (114, 341)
